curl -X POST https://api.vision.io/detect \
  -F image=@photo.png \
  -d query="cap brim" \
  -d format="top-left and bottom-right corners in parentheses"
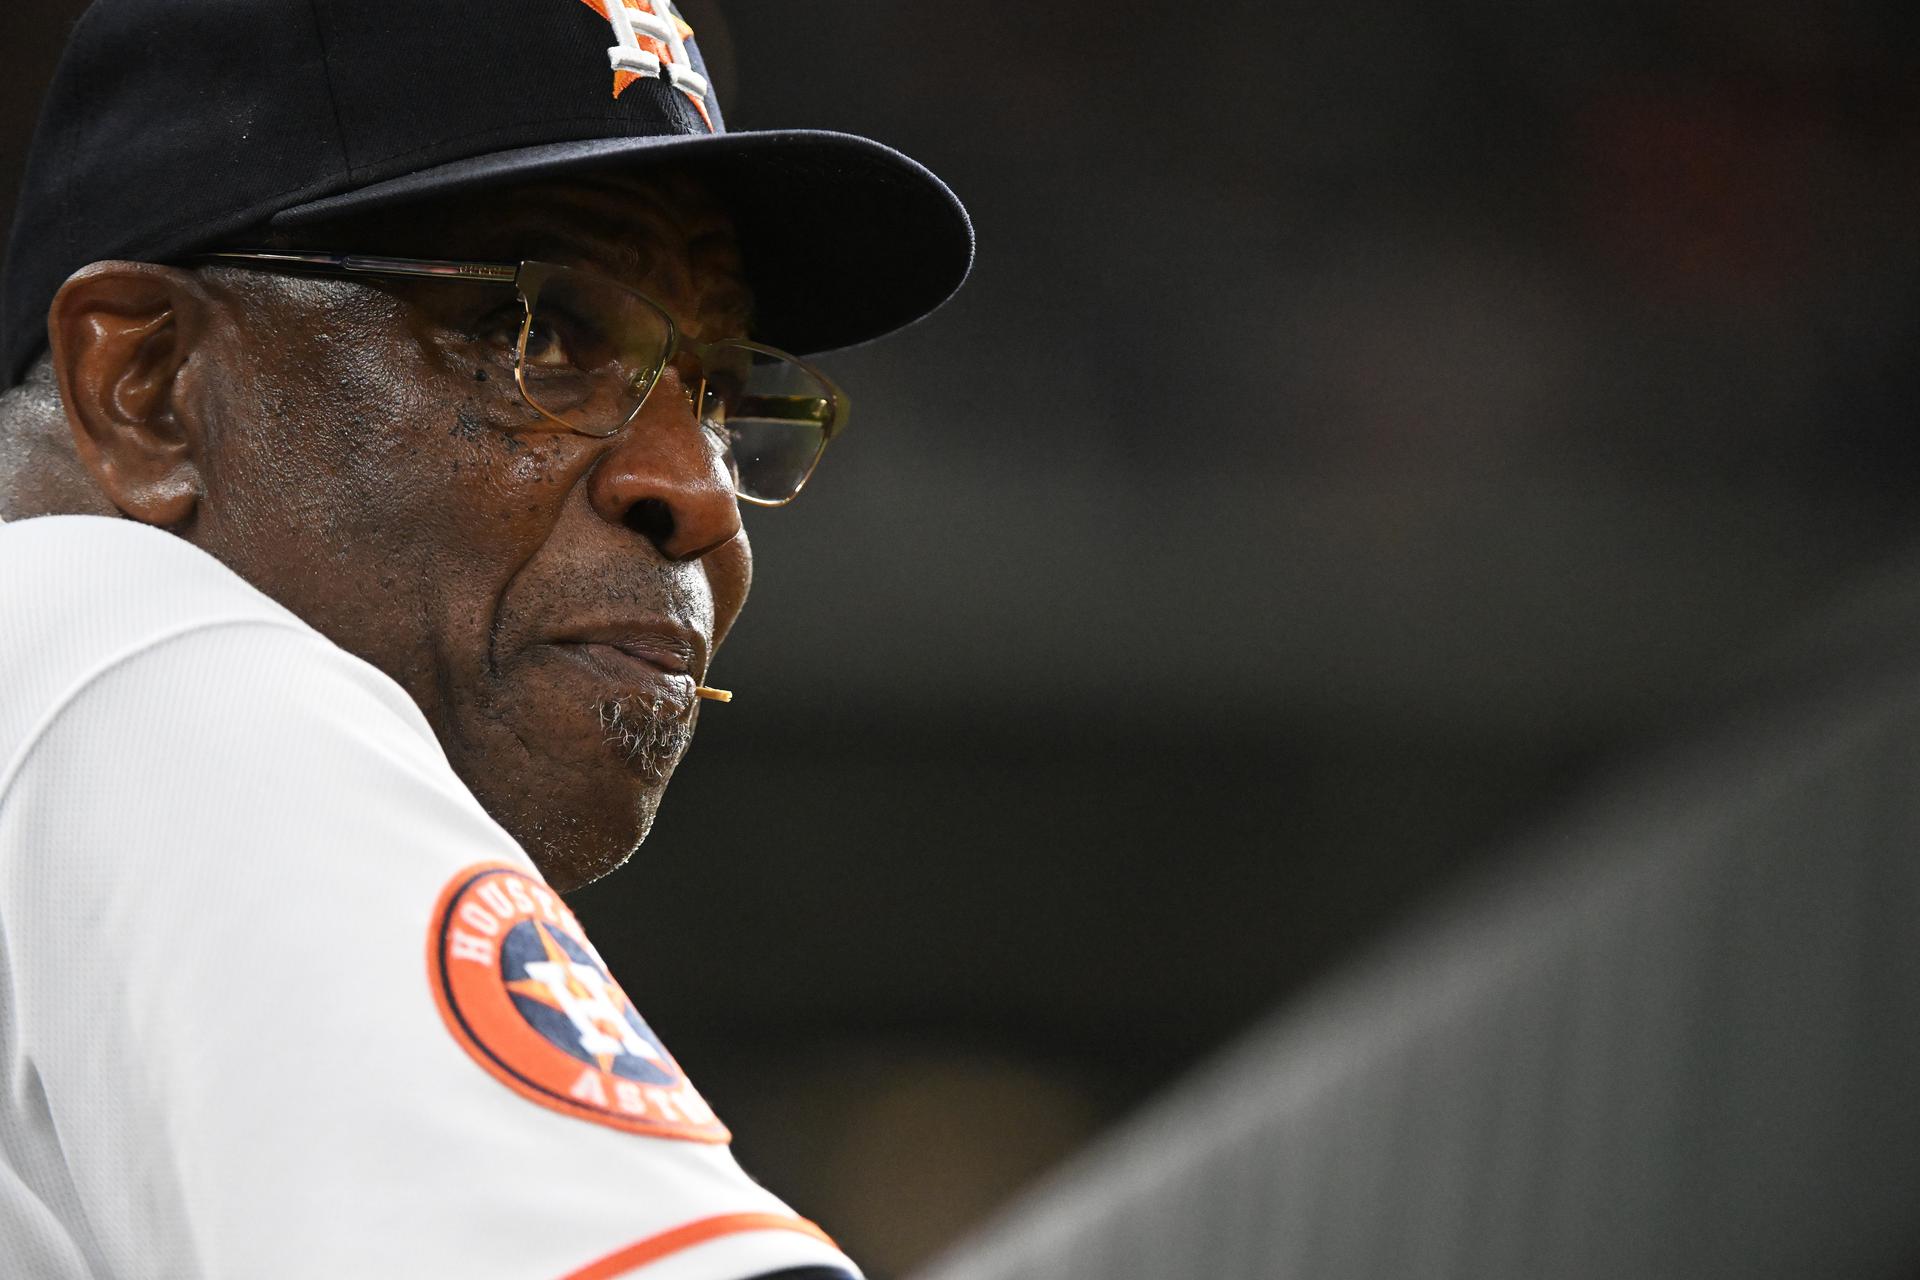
top-left (269, 129), bottom-right (973, 357)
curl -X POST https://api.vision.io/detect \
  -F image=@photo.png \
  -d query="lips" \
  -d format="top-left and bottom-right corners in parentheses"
top-left (565, 641), bottom-right (691, 684)
top-left (545, 622), bottom-right (706, 698)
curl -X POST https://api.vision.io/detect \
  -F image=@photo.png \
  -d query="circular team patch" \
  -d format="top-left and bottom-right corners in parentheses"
top-left (427, 862), bottom-right (730, 1142)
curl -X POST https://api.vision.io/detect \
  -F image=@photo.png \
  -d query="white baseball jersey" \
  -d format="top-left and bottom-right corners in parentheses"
top-left (0, 514), bottom-right (858, 1279)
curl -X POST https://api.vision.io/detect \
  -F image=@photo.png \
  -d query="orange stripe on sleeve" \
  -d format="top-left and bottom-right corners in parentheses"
top-left (557, 1213), bottom-right (840, 1280)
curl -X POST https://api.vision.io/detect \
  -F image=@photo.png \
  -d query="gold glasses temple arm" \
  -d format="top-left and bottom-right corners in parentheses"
top-left (191, 250), bottom-right (518, 284)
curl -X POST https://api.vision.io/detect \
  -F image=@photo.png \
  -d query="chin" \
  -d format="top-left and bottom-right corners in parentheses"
top-left (443, 678), bottom-right (694, 892)
top-left (452, 737), bottom-right (678, 893)
top-left (508, 786), bottom-right (667, 894)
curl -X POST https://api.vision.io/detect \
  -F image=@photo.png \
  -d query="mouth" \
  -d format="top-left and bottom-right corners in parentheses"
top-left (542, 641), bottom-right (699, 779)
top-left (550, 641), bottom-right (697, 699)
top-left (543, 618), bottom-right (706, 703)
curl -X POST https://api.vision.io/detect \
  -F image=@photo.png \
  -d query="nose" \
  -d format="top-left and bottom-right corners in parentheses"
top-left (586, 364), bottom-right (742, 561)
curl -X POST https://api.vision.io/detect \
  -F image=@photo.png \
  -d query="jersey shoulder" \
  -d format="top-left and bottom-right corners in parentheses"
top-left (0, 514), bottom-right (310, 768)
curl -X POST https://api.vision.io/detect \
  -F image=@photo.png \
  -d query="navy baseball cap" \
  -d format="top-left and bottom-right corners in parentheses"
top-left (1, 0), bottom-right (974, 385)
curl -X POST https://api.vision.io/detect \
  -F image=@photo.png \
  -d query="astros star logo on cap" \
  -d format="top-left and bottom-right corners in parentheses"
top-left (575, 0), bottom-right (714, 130)
top-left (428, 862), bottom-right (730, 1141)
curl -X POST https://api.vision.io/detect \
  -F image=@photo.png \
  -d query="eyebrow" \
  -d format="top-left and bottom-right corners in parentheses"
top-left (477, 227), bottom-right (755, 340)
top-left (476, 225), bottom-right (649, 270)
top-left (482, 204), bottom-right (712, 267)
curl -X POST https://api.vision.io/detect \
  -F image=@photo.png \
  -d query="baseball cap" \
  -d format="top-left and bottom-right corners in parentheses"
top-left (1, 0), bottom-right (974, 385)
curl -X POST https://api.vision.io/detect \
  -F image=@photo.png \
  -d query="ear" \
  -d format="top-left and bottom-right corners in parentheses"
top-left (46, 261), bottom-right (214, 527)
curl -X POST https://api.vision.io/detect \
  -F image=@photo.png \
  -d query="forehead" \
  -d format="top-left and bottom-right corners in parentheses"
top-left (295, 170), bottom-right (754, 335)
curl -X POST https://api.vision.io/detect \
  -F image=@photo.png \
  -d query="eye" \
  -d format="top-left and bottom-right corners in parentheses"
top-left (472, 304), bottom-right (529, 355)
top-left (682, 382), bottom-right (725, 451)
top-left (693, 382), bottom-right (723, 426)
top-left (695, 370), bottom-right (745, 424)
top-left (469, 303), bottom-right (580, 371)
top-left (520, 317), bottom-right (575, 369)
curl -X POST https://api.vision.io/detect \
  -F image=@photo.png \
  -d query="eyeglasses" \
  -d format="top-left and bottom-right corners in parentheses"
top-left (192, 250), bottom-right (848, 506)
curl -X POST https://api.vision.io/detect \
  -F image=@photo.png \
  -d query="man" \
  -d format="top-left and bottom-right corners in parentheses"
top-left (0, 1), bottom-right (970, 1276)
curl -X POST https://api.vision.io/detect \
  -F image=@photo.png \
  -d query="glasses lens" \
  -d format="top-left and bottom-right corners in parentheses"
top-left (701, 343), bottom-right (839, 504)
top-left (517, 265), bottom-right (674, 437)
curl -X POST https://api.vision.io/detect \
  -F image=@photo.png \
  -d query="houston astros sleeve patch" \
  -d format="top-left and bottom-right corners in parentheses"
top-left (427, 862), bottom-right (731, 1142)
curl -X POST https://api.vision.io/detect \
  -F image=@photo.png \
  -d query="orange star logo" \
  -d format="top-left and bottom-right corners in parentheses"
top-left (575, 0), bottom-right (714, 131)
top-left (428, 862), bottom-right (730, 1141)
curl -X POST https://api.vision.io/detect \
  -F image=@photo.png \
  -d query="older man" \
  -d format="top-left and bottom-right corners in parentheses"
top-left (0, 0), bottom-right (969, 1276)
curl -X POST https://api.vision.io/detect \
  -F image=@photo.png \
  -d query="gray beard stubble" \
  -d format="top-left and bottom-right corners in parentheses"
top-left (595, 695), bottom-right (694, 782)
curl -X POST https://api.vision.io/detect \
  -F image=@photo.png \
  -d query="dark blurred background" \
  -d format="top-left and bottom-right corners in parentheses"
top-left (6, 1), bottom-right (1920, 1274)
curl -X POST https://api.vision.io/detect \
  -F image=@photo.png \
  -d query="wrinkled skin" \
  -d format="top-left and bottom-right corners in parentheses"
top-left (49, 174), bottom-right (756, 891)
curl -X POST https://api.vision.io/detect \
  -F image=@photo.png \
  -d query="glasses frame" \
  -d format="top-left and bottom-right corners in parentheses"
top-left (191, 249), bottom-right (849, 507)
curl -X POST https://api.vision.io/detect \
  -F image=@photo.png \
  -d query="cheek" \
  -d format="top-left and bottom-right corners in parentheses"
top-left (280, 336), bottom-right (576, 552)
top-left (709, 527), bottom-right (752, 648)
top-left (195, 311), bottom-right (593, 701)
top-left (202, 294), bottom-right (440, 536)
top-left (486, 430), bottom-right (582, 503)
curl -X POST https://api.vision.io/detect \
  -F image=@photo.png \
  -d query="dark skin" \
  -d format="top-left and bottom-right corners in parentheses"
top-left (42, 173), bottom-right (756, 892)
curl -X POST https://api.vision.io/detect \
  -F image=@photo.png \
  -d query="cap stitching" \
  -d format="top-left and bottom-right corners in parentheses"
top-left (303, 0), bottom-right (357, 175)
